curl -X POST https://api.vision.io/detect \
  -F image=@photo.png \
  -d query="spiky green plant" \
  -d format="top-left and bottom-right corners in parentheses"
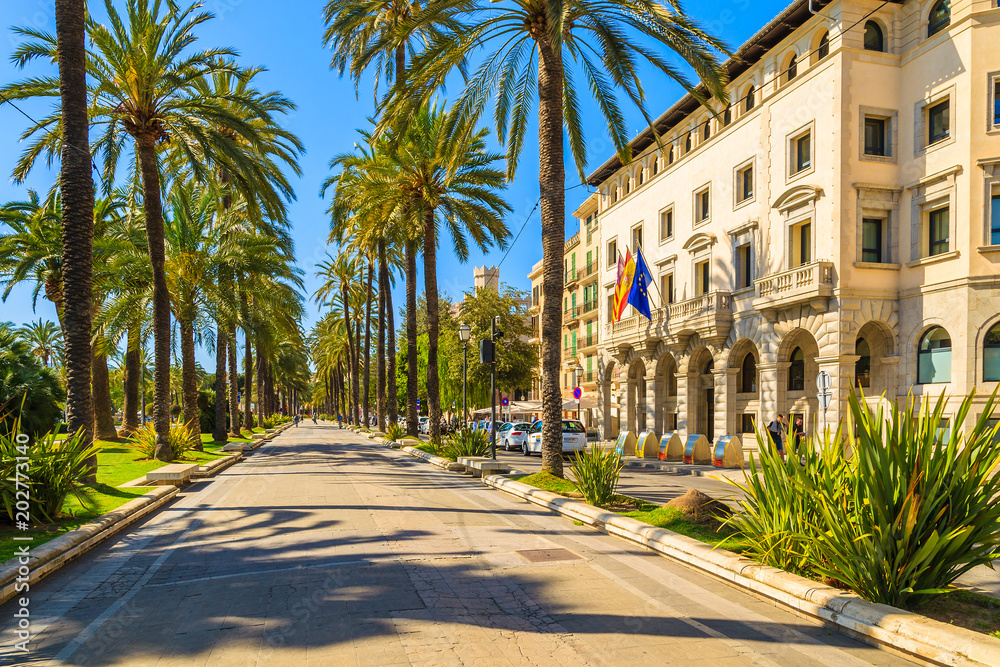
top-left (385, 422), bottom-right (405, 442)
top-left (569, 446), bottom-right (623, 507)
top-left (443, 428), bottom-right (491, 458)
top-left (130, 421), bottom-right (194, 461)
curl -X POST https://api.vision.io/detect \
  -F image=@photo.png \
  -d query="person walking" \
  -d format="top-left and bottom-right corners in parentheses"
top-left (767, 414), bottom-right (786, 461)
top-left (294, 414), bottom-right (300, 427)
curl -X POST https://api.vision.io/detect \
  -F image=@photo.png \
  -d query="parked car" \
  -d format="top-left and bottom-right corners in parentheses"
top-left (524, 420), bottom-right (587, 456)
top-left (501, 422), bottom-right (533, 451)
top-left (417, 416), bottom-right (430, 434)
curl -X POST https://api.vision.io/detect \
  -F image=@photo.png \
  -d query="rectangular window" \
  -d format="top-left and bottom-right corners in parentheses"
top-left (737, 164), bottom-right (754, 203)
top-left (661, 273), bottom-right (674, 305)
top-left (862, 218), bottom-right (884, 263)
top-left (994, 79), bottom-right (1000, 128)
top-left (607, 294), bottom-right (615, 323)
top-left (607, 239), bottom-right (617, 266)
top-left (659, 208), bottom-right (673, 241)
top-left (695, 260), bottom-right (710, 295)
top-left (736, 243), bottom-right (753, 289)
top-left (695, 187), bottom-right (711, 223)
top-left (632, 224), bottom-right (643, 250)
top-left (794, 133), bottom-right (811, 173)
top-left (992, 194), bottom-right (1000, 246)
top-left (585, 214), bottom-right (594, 244)
top-left (928, 99), bottom-right (950, 145)
top-left (864, 117), bottom-right (887, 156)
top-left (791, 220), bottom-right (812, 267)
top-left (571, 330), bottom-right (577, 353)
top-left (929, 207), bottom-right (949, 256)
top-left (741, 414), bottom-right (756, 435)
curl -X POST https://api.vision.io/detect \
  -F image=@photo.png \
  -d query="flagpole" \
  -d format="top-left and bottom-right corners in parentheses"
top-left (637, 243), bottom-right (667, 311)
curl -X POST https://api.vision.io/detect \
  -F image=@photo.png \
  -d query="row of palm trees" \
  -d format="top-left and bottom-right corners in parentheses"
top-left (317, 0), bottom-right (730, 475)
top-left (1, 0), bottom-right (307, 463)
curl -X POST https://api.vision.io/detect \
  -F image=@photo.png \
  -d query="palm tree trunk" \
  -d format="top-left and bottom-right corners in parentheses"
top-left (376, 241), bottom-right (387, 431)
top-left (363, 259), bottom-right (373, 428)
top-left (120, 324), bottom-right (140, 436)
top-left (55, 0), bottom-right (96, 479)
top-left (387, 275), bottom-right (398, 425)
top-left (213, 326), bottom-right (227, 442)
top-left (256, 349), bottom-right (265, 426)
top-left (135, 136), bottom-right (172, 462)
top-left (243, 333), bottom-right (253, 430)
top-left (537, 38), bottom-right (566, 477)
top-left (228, 323), bottom-right (240, 436)
top-left (179, 318), bottom-right (202, 450)
top-left (92, 343), bottom-right (117, 441)
top-left (405, 239), bottom-right (419, 436)
top-left (423, 210), bottom-right (442, 443)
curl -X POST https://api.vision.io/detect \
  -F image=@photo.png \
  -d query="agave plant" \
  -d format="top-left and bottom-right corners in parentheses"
top-left (569, 446), bottom-right (623, 507)
top-left (385, 422), bottom-right (405, 443)
top-left (443, 428), bottom-right (491, 459)
top-left (130, 421), bottom-right (195, 461)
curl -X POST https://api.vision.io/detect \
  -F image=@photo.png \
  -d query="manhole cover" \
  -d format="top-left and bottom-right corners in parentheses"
top-left (516, 548), bottom-right (582, 563)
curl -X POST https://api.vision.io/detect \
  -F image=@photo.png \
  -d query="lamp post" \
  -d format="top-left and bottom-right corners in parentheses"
top-left (459, 323), bottom-right (471, 428)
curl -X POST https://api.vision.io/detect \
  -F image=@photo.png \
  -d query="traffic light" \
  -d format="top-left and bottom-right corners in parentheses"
top-left (480, 339), bottom-right (495, 364)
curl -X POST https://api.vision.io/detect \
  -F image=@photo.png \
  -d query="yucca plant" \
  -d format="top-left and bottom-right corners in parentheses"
top-left (443, 428), bottom-right (491, 459)
top-left (569, 446), bottom-right (623, 507)
top-left (130, 421), bottom-right (195, 461)
top-left (0, 422), bottom-right (100, 524)
top-left (385, 423), bottom-right (405, 442)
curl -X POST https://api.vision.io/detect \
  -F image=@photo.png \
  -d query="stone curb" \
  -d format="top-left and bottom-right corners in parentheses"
top-left (0, 486), bottom-right (178, 607)
top-left (193, 452), bottom-right (243, 478)
top-left (481, 473), bottom-right (1000, 667)
top-left (399, 446), bottom-right (465, 472)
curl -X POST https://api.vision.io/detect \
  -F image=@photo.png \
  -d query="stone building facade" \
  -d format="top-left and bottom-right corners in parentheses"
top-left (586, 0), bottom-right (1000, 443)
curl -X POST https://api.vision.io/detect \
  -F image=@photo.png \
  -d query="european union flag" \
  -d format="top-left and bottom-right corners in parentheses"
top-left (627, 246), bottom-right (654, 320)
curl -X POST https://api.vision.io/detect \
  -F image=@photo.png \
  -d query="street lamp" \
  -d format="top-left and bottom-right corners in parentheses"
top-left (459, 323), bottom-right (471, 428)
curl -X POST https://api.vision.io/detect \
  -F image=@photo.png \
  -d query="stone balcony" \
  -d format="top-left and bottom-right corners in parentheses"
top-left (753, 260), bottom-right (835, 321)
top-left (603, 291), bottom-right (733, 351)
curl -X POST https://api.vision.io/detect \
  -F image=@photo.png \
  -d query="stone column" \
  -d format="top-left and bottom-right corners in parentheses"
top-left (816, 355), bottom-right (859, 436)
top-left (713, 368), bottom-right (738, 441)
top-left (597, 380), bottom-right (610, 442)
top-left (644, 364), bottom-right (657, 434)
top-left (757, 362), bottom-right (781, 426)
top-left (881, 355), bottom-right (901, 403)
top-left (675, 371), bottom-right (689, 438)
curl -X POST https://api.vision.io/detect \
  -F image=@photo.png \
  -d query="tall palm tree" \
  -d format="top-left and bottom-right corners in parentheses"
top-left (394, 0), bottom-right (728, 473)
top-left (3, 0), bottom-right (298, 461)
top-left (53, 0), bottom-right (96, 474)
top-left (315, 253), bottom-right (365, 424)
top-left (339, 106), bottom-right (510, 442)
top-left (15, 319), bottom-right (62, 368)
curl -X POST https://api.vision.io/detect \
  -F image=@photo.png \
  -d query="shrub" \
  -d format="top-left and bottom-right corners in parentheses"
top-left (0, 327), bottom-right (65, 437)
top-left (130, 421), bottom-right (195, 461)
top-left (569, 446), bottom-right (623, 507)
top-left (385, 423), bottom-right (405, 442)
top-left (443, 428), bottom-right (491, 459)
top-left (728, 389), bottom-right (1000, 607)
top-left (0, 423), bottom-right (100, 524)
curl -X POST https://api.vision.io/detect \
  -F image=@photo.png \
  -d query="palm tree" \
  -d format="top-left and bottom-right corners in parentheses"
top-left (315, 253), bottom-right (365, 424)
top-left (3, 0), bottom-right (298, 461)
top-left (53, 0), bottom-right (96, 473)
top-left (394, 0), bottom-right (728, 473)
top-left (15, 319), bottom-right (62, 368)
top-left (337, 106), bottom-right (510, 442)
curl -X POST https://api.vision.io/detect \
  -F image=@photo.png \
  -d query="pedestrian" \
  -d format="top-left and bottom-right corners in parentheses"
top-left (311, 413), bottom-right (317, 425)
top-left (767, 414), bottom-right (786, 461)
top-left (791, 417), bottom-right (806, 444)
top-left (294, 414), bottom-right (300, 427)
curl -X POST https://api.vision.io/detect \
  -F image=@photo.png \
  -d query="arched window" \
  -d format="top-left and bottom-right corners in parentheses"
top-left (918, 327), bottom-right (952, 384)
top-left (685, 132), bottom-right (692, 152)
top-left (704, 358), bottom-right (715, 374)
top-left (703, 121), bottom-right (711, 141)
top-left (928, 0), bottom-right (951, 37)
top-left (856, 338), bottom-right (871, 388)
top-left (985, 322), bottom-right (1000, 382)
top-left (789, 347), bottom-right (805, 391)
top-left (612, 187), bottom-right (618, 204)
top-left (624, 178), bottom-right (630, 194)
top-left (638, 169), bottom-right (644, 185)
top-left (784, 54), bottom-right (798, 84)
top-left (723, 104), bottom-right (732, 127)
top-left (817, 31), bottom-right (830, 60)
top-left (652, 156), bottom-right (659, 175)
top-left (864, 21), bottom-right (885, 52)
top-left (745, 86), bottom-right (756, 112)
top-left (668, 145), bottom-right (675, 164)
top-left (741, 353), bottom-right (757, 393)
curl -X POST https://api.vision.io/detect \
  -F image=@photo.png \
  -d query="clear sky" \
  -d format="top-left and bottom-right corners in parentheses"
top-left (0, 0), bottom-right (780, 363)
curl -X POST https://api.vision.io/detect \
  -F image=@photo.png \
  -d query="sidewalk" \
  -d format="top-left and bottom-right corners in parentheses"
top-left (0, 423), bottom-right (914, 665)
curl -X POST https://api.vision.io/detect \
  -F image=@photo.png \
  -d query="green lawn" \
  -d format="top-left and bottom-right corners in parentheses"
top-left (513, 471), bottom-right (577, 494)
top-left (1, 433), bottom-right (237, 565)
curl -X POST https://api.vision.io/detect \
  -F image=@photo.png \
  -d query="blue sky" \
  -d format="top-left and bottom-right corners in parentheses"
top-left (0, 0), bottom-right (778, 363)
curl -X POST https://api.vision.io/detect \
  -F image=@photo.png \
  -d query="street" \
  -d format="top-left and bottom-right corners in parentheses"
top-left (1, 424), bottom-right (913, 666)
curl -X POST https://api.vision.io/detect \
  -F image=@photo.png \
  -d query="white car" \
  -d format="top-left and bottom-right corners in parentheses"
top-left (417, 417), bottom-right (430, 434)
top-left (501, 422), bottom-right (533, 451)
top-left (524, 420), bottom-right (587, 456)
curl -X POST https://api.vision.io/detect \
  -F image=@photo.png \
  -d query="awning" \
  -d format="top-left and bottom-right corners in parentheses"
top-left (562, 397), bottom-right (598, 411)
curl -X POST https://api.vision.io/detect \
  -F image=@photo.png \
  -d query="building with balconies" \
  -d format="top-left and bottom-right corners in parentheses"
top-left (588, 0), bottom-right (1000, 444)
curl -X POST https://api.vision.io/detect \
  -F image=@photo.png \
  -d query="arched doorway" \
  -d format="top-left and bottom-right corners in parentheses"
top-left (729, 339), bottom-right (761, 438)
top-left (626, 357), bottom-right (647, 433)
top-left (855, 320), bottom-right (896, 396)
top-left (778, 329), bottom-right (820, 433)
top-left (686, 347), bottom-right (716, 440)
top-left (654, 353), bottom-right (678, 433)
top-left (599, 358), bottom-right (619, 440)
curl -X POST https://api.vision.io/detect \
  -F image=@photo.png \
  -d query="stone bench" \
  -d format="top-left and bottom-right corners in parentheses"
top-left (250, 433), bottom-right (267, 440)
top-left (145, 463), bottom-right (200, 486)
top-left (457, 457), bottom-right (510, 478)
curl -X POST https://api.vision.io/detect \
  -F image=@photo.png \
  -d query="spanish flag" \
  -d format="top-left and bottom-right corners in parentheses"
top-left (613, 249), bottom-right (635, 322)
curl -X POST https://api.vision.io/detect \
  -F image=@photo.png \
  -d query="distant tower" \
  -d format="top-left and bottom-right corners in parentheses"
top-left (474, 265), bottom-right (500, 293)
